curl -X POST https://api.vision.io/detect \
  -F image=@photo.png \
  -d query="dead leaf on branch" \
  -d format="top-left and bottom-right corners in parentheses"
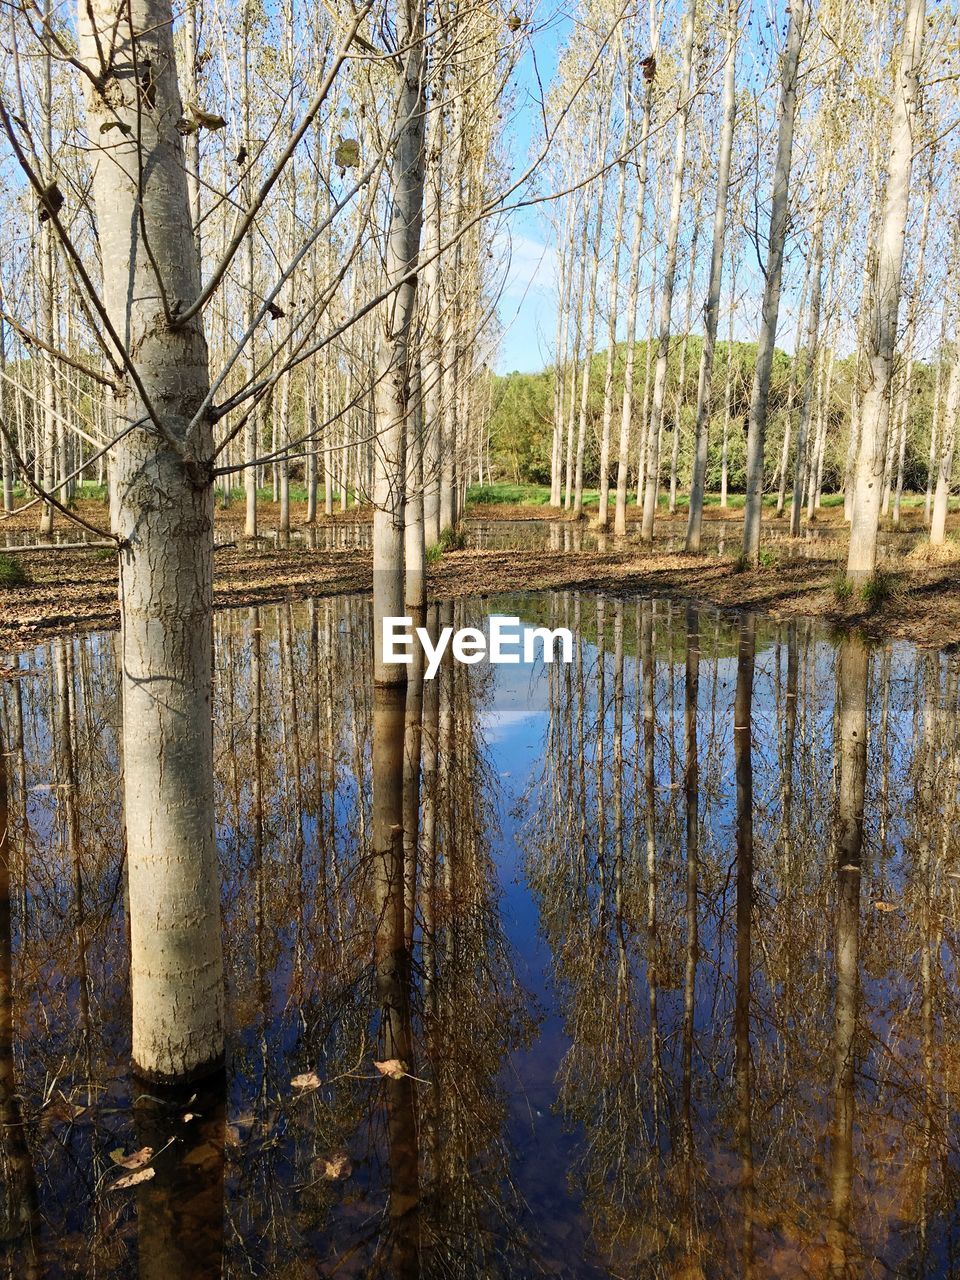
top-left (321, 1152), bottom-right (352, 1180)
top-left (109, 1145), bottom-right (154, 1170)
top-left (873, 901), bottom-right (899, 913)
top-left (291, 1070), bottom-right (322, 1090)
top-left (266, 301), bottom-right (286, 320)
top-left (333, 137), bottom-right (360, 169)
top-left (177, 103), bottom-right (227, 135)
top-left (37, 181), bottom-right (64, 223)
top-left (373, 1059), bottom-right (407, 1081)
top-left (111, 1167), bottom-right (155, 1191)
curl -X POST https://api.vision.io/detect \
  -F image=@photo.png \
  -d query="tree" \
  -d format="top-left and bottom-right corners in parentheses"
top-left (847, 0), bottom-right (926, 583)
top-left (740, 0), bottom-right (805, 566)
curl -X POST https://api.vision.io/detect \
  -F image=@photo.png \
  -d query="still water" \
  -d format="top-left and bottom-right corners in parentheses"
top-left (1, 593), bottom-right (958, 1277)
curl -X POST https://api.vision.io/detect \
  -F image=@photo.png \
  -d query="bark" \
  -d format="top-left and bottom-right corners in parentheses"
top-left (847, 0), bottom-right (925, 582)
top-left (373, 0), bottom-right (426, 684)
top-left (78, 0), bottom-right (224, 1079)
top-left (597, 147), bottom-right (628, 528)
top-left (741, 0), bottom-right (805, 565)
top-left (924, 306), bottom-right (947, 526)
top-left (930, 335), bottom-right (960, 546)
top-left (420, 100), bottom-right (443, 546)
top-left (613, 34), bottom-right (656, 537)
top-left (686, 0), bottom-right (737, 551)
top-left (789, 206), bottom-right (824, 537)
top-left (639, 0), bottom-right (697, 542)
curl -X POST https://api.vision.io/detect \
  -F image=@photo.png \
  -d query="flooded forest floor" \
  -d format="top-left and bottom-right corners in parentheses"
top-left (1, 498), bottom-right (960, 653)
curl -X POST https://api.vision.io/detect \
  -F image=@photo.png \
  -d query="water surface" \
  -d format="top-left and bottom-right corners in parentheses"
top-left (1, 591), bottom-right (958, 1277)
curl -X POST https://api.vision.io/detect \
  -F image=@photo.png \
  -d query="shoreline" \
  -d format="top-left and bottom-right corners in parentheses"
top-left (1, 504), bottom-right (959, 654)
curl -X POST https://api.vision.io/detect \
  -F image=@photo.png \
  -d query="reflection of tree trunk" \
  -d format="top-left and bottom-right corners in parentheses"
top-left (372, 685), bottom-right (420, 1277)
top-left (402, 609), bottom-right (425, 950)
top-left (733, 614), bottom-right (755, 1276)
top-left (681, 603), bottom-right (700, 1252)
top-left (828, 633), bottom-right (868, 1278)
top-left (134, 1075), bottom-right (226, 1280)
top-left (781, 622), bottom-right (798, 881)
top-left (640, 603), bottom-right (662, 1136)
top-left (54, 644), bottom-right (94, 1098)
top-left (915, 656), bottom-right (936, 1267)
top-left (0, 725), bottom-right (39, 1274)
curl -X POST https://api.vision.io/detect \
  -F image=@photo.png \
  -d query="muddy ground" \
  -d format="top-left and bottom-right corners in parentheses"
top-left (1, 498), bottom-right (958, 654)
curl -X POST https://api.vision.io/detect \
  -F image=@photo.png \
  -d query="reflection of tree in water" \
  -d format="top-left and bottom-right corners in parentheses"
top-left (0, 597), bottom-right (534, 1277)
top-left (523, 594), bottom-right (960, 1278)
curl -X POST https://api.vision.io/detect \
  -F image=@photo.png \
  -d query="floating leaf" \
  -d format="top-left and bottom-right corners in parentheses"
top-left (182, 1112), bottom-right (196, 1123)
top-left (109, 1146), bottom-right (154, 1170)
top-left (266, 301), bottom-right (286, 320)
top-left (873, 900), bottom-right (899, 913)
top-left (291, 1071), bottom-right (322, 1090)
top-left (334, 137), bottom-right (360, 168)
top-left (112, 1167), bottom-right (155, 1190)
top-left (373, 1058), bottom-right (406, 1080)
top-left (100, 120), bottom-right (132, 136)
top-left (322, 1152), bottom-right (352, 1180)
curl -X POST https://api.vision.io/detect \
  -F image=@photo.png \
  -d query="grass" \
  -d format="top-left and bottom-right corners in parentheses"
top-left (0, 554), bottom-right (29, 588)
top-left (859, 571), bottom-right (895, 610)
top-left (831, 574), bottom-right (854, 603)
top-left (425, 525), bottom-right (469, 563)
top-left (466, 483), bottom-right (555, 505)
top-left (221, 484), bottom-right (357, 505)
top-left (731, 548), bottom-right (779, 572)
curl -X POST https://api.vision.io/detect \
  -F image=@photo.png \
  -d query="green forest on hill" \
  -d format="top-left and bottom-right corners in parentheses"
top-left (489, 338), bottom-right (939, 494)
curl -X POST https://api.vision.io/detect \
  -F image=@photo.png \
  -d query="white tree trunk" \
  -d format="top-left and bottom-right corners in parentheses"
top-left (373, 0), bottom-right (426, 683)
top-left (847, 0), bottom-right (925, 581)
top-left (740, 0), bottom-right (805, 564)
top-left (639, 0), bottom-right (696, 543)
top-left (930, 339), bottom-right (960, 546)
top-left (78, 0), bottom-right (224, 1080)
top-left (686, 0), bottom-right (737, 552)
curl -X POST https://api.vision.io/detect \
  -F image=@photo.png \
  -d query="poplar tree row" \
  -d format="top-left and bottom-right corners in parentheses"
top-left (548, 0), bottom-right (960, 578)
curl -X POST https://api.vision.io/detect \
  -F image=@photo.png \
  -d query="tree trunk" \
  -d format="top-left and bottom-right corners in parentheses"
top-left (373, 0), bottom-right (426, 683)
top-left (79, 0), bottom-right (224, 1080)
top-left (741, 0), bottom-right (804, 565)
top-left (930, 337), bottom-right (960, 546)
top-left (789, 206), bottom-right (824, 537)
top-left (847, 0), bottom-right (925, 582)
top-left (639, 0), bottom-right (697, 543)
top-left (686, 0), bottom-right (737, 551)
